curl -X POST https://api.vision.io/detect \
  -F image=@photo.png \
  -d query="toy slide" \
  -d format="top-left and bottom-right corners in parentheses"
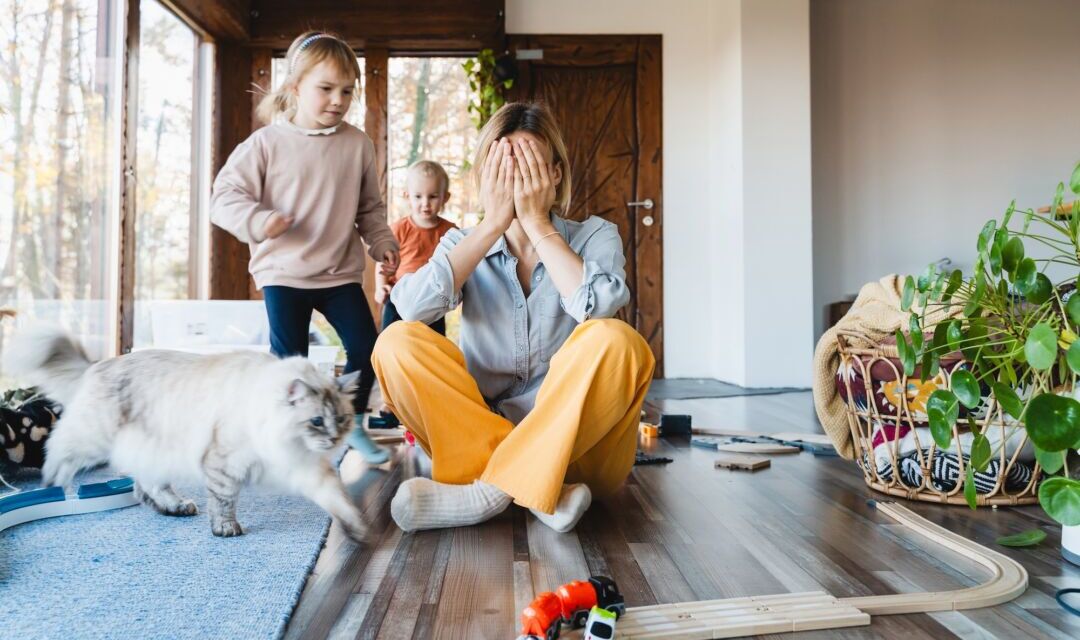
top-left (0, 477), bottom-right (138, 533)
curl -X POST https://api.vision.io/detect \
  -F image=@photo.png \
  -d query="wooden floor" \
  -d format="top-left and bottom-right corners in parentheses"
top-left (285, 392), bottom-right (1080, 639)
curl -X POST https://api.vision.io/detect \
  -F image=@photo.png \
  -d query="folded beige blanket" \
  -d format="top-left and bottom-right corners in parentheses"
top-left (813, 274), bottom-right (959, 459)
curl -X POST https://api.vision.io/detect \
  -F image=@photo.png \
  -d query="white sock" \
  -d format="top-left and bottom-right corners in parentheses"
top-left (530, 483), bottom-right (592, 533)
top-left (390, 478), bottom-right (512, 532)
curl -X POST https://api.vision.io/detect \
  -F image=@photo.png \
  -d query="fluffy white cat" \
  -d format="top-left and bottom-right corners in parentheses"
top-left (2, 326), bottom-right (368, 542)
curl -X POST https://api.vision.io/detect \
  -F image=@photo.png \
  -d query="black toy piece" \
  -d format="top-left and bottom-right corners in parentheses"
top-left (659, 414), bottom-right (692, 437)
top-left (634, 451), bottom-right (673, 465)
top-left (367, 411), bottom-right (401, 429)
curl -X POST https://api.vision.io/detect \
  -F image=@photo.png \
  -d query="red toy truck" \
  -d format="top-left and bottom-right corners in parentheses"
top-left (519, 576), bottom-right (625, 639)
top-left (519, 592), bottom-right (564, 640)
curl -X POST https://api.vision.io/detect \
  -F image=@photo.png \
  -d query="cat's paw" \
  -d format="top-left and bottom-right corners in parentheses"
top-left (340, 517), bottom-right (370, 544)
top-left (168, 499), bottom-right (199, 517)
top-left (211, 519), bottom-right (244, 537)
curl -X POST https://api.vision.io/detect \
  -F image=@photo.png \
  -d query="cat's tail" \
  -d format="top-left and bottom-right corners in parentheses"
top-left (2, 325), bottom-right (94, 408)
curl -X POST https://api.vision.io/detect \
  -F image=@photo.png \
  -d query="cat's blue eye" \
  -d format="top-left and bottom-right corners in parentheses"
top-left (310, 417), bottom-right (325, 427)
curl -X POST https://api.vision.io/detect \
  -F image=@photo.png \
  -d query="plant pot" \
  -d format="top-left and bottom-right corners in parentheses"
top-left (1063, 525), bottom-right (1080, 566)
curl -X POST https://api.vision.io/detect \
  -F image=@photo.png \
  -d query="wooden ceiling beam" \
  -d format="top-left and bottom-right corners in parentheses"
top-left (161, 0), bottom-right (250, 41)
top-left (248, 0), bottom-right (504, 52)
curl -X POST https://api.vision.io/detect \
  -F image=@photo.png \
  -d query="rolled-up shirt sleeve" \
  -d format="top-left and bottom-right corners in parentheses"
top-left (390, 228), bottom-right (466, 324)
top-left (560, 222), bottom-right (630, 322)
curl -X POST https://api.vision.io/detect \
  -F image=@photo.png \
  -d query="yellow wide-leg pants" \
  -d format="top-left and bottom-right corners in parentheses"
top-left (371, 319), bottom-right (656, 514)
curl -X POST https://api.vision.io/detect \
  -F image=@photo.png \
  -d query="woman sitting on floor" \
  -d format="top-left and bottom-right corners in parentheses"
top-left (373, 101), bottom-right (655, 533)
top-left (371, 100), bottom-right (656, 528)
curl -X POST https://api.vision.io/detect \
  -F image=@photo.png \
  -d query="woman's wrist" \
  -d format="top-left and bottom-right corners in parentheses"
top-left (476, 217), bottom-right (509, 242)
top-left (520, 217), bottom-right (556, 243)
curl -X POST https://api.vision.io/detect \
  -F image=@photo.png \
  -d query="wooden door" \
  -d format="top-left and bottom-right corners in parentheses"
top-left (508, 35), bottom-right (663, 375)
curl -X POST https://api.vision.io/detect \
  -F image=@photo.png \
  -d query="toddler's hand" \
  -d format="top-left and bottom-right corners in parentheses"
top-left (263, 212), bottom-right (294, 239)
top-left (380, 250), bottom-right (400, 277)
top-left (374, 283), bottom-right (392, 305)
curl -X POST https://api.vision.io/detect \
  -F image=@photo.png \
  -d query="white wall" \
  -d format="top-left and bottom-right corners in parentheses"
top-left (811, 0), bottom-right (1080, 340)
top-left (508, 0), bottom-right (815, 386)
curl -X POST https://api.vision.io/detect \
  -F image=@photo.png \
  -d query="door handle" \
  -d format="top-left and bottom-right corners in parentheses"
top-left (627, 198), bottom-right (654, 210)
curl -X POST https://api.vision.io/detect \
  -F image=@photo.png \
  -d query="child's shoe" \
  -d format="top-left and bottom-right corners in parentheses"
top-left (346, 417), bottom-right (390, 464)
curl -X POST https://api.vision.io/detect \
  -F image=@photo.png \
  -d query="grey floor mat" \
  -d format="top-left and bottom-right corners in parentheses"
top-left (646, 378), bottom-right (809, 400)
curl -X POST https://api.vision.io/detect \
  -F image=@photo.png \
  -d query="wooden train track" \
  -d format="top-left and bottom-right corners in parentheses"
top-left (613, 501), bottom-right (1028, 639)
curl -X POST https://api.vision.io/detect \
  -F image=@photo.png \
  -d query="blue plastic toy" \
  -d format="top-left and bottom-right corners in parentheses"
top-left (0, 477), bottom-right (138, 533)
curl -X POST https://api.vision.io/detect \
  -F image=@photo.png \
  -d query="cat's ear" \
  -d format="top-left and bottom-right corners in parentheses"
top-left (335, 370), bottom-right (360, 397)
top-left (287, 378), bottom-right (316, 405)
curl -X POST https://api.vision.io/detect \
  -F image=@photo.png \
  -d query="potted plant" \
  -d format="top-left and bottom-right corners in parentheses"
top-left (462, 48), bottom-right (515, 131)
top-left (904, 162), bottom-right (1080, 561)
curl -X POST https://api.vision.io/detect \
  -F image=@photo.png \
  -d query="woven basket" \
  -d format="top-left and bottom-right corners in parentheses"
top-left (835, 329), bottom-right (1041, 506)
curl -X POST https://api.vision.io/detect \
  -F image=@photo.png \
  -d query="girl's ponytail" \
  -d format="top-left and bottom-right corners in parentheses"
top-left (255, 88), bottom-right (293, 125)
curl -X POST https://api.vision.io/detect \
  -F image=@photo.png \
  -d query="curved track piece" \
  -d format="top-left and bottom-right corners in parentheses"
top-left (0, 477), bottom-right (138, 533)
top-left (841, 501), bottom-right (1028, 614)
top-left (614, 502), bottom-right (1028, 638)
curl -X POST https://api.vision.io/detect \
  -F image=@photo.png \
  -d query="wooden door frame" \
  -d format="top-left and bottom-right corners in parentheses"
top-left (507, 34), bottom-right (664, 376)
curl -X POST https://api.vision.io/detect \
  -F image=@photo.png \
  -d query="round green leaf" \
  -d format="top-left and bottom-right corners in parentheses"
top-left (920, 349), bottom-right (939, 379)
top-left (947, 321), bottom-right (964, 353)
top-left (1015, 258), bottom-right (1037, 292)
top-left (977, 219), bottom-right (997, 254)
top-left (895, 330), bottom-right (915, 377)
top-left (951, 369), bottom-right (980, 409)
top-left (901, 276), bottom-right (915, 311)
top-left (1039, 477), bottom-right (1080, 526)
top-left (1003, 199), bottom-right (1017, 226)
top-left (996, 529), bottom-right (1047, 548)
top-left (943, 269), bottom-right (963, 301)
top-left (1068, 341), bottom-right (1080, 375)
top-left (970, 432), bottom-right (992, 472)
top-left (917, 266), bottom-right (934, 293)
top-left (1034, 444), bottom-right (1065, 475)
top-left (1071, 161), bottom-right (1080, 195)
top-left (910, 314), bottom-right (924, 352)
top-left (1025, 323), bottom-right (1058, 371)
top-left (991, 383), bottom-right (1023, 419)
top-left (1002, 237), bottom-right (1024, 274)
top-left (964, 465), bottom-right (978, 509)
top-left (965, 275), bottom-right (986, 318)
top-left (1025, 273), bottom-right (1052, 305)
top-left (961, 319), bottom-right (988, 362)
top-left (1067, 294), bottom-right (1080, 327)
top-left (928, 390), bottom-right (958, 449)
top-left (928, 408), bottom-right (953, 450)
top-left (1025, 393), bottom-right (1080, 451)
top-left (988, 242), bottom-right (1002, 276)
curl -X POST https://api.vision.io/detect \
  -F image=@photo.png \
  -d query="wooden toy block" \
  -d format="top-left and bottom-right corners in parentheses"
top-left (714, 454), bottom-right (770, 471)
top-left (715, 443), bottom-right (800, 455)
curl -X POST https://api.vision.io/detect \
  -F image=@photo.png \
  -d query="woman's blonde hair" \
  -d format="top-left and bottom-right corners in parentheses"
top-left (472, 102), bottom-right (572, 216)
top-left (256, 31), bottom-right (361, 124)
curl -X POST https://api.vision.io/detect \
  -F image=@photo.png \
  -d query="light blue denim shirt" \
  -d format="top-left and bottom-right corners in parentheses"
top-left (390, 214), bottom-right (630, 425)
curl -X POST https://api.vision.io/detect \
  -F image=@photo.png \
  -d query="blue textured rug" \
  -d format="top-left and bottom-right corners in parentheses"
top-left (0, 464), bottom-right (334, 639)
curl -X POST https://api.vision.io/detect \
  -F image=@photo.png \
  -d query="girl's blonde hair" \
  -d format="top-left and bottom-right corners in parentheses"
top-left (256, 31), bottom-right (361, 124)
top-left (472, 102), bottom-right (572, 216)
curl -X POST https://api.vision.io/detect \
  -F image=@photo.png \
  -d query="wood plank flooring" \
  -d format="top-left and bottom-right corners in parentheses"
top-left (285, 392), bottom-right (1080, 639)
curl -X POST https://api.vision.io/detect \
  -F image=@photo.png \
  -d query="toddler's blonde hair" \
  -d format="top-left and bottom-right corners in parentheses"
top-left (256, 31), bottom-right (361, 124)
top-left (406, 160), bottom-right (450, 195)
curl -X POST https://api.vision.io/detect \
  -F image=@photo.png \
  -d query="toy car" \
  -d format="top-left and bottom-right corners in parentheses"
top-left (519, 591), bottom-right (563, 640)
top-left (583, 606), bottom-right (617, 640)
top-left (519, 576), bottom-right (625, 639)
top-left (558, 576), bottom-right (626, 627)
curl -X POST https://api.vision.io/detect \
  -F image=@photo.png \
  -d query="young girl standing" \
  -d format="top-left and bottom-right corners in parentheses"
top-left (211, 31), bottom-right (396, 464)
